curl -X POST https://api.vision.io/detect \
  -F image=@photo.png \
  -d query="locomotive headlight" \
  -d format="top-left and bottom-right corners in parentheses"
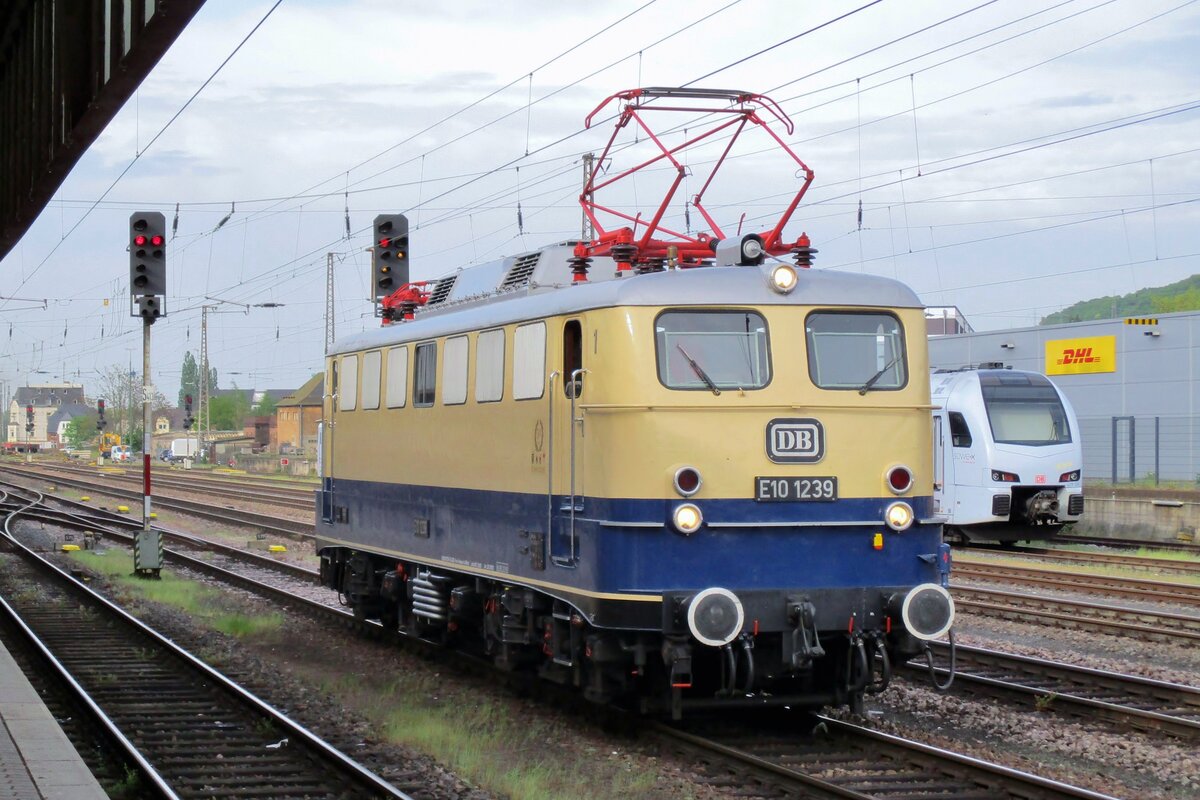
top-left (687, 587), bottom-right (745, 647)
top-left (768, 264), bottom-right (798, 294)
top-left (672, 503), bottom-right (703, 535)
top-left (884, 501), bottom-right (914, 531)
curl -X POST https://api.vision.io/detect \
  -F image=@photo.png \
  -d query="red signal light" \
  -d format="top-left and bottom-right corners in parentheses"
top-left (379, 238), bottom-right (390, 248)
top-left (150, 234), bottom-right (165, 246)
top-left (134, 235), bottom-right (148, 246)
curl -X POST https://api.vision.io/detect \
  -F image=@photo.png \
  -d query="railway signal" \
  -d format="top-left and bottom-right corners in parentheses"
top-left (129, 211), bottom-right (167, 319)
top-left (25, 404), bottom-right (33, 434)
top-left (373, 214), bottom-right (409, 300)
top-left (183, 395), bottom-right (194, 430)
top-left (96, 399), bottom-right (107, 430)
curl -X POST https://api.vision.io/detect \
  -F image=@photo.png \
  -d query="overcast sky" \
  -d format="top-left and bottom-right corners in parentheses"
top-left (2, 0), bottom-right (1198, 402)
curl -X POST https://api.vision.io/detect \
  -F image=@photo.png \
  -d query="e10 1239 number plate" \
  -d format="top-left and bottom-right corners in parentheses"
top-left (754, 476), bottom-right (838, 502)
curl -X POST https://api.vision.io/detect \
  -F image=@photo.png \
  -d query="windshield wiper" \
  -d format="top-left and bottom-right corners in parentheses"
top-left (677, 344), bottom-right (721, 396)
top-left (858, 355), bottom-right (901, 395)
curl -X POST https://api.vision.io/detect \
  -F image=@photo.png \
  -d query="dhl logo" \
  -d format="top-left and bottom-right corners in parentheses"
top-left (1046, 335), bottom-right (1115, 374)
top-left (1057, 347), bottom-right (1100, 365)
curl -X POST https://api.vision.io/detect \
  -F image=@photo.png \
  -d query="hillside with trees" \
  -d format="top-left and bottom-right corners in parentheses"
top-left (1041, 274), bottom-right (1200, 325)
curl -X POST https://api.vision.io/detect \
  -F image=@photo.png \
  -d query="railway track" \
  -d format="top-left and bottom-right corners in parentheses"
top-left (38, 461), bottom-right (317, 509)
top-left (904, 642), bottom-right (1200, 741)
top-left (3, 476), bottom-right (1190, 797)
top-left (964, 545), bottom-right (1200, 578)
top-left (0, 463), bottom-right (315, 539)
top-left (656, 715), bottom-right (1118, 800)
top-left (0, 488), bottom-right (413, 799)
top-left (953, 561), bottom-right (1200, 606)
top-left (953, 584), bottom-right (1200, 642)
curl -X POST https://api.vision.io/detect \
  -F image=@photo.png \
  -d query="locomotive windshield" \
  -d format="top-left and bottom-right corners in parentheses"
top-left (981, 377), bottom-right (1072, 446)
top-left (806, 312), bottom-right (906, 391)
top-left (655, 310), bottom-right (770, 390)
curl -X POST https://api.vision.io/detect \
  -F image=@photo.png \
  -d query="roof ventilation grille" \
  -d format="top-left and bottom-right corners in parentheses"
top-left (427, 275), bottom-right (458, 305)
top-left (499, 252), bottom-right (542, 291)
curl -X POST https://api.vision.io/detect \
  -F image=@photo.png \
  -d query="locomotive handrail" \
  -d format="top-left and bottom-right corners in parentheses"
top-left (547, 370), bottom-right (559, 565)
top-left (565, 367), bottom-right (590, 568)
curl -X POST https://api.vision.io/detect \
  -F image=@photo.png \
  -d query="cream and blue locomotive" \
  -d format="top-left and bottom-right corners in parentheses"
top-left (315, 242), bottom-right (955, 715)
top-left (931, 366), bottom-right (1084, 544)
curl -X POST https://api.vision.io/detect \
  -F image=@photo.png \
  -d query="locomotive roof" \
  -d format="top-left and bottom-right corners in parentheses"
top-left (331, 244), bottom-right (923, 355)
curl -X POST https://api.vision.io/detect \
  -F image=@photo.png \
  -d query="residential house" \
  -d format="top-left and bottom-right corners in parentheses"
top-left (276, 373), bottom-right (323, 455)
top-left (46, 403), bottom-right (94, 447)
top-left (6, 385), bottom-right (87, 448)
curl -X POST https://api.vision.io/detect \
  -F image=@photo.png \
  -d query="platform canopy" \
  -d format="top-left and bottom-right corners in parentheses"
top-left (0, 0), bottom-right (205, 262)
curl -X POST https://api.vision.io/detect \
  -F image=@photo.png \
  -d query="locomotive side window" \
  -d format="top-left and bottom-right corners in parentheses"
top-left (385, 346), bottom-right (409, 408)
top-left (654, 310), bottom-right (770, 390)
top-left (513, 322), bottom-right (546, 400)
top-left (563, 319), bottom-right (583, 398)
top-left (361, 350), bottom-right (382, 410)
top-left (476, 329), bottom-right (505, 402)
top-left (980, 376), bottom-right (1072, 445)
top-left (443, 336), bottom-right (469, 405)
top-left (339, 354), bottom-right (359, 411)
top-left (806, 312), bottom-right (906, 391)
top-left (413, 342), bottom-right (437, 407)
top-left (948, 412), bottom-right (972, 447)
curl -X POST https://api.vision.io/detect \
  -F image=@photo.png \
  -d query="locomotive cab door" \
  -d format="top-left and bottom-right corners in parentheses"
top-left (548, 318), bottom-right (586, 567)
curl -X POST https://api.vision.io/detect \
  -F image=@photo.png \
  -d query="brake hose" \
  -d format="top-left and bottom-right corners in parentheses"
top-left (924, 628), bottom-right (956, 692)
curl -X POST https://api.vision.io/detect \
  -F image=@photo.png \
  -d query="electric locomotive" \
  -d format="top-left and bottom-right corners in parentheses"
top-left (316, 88), bottom-right (954, 716)
top-left (932, 366), bottom-right (1084, 544)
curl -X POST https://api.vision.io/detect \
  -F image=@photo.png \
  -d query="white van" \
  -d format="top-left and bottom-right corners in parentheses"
top-left (111, 445), bottom-right (133, 462)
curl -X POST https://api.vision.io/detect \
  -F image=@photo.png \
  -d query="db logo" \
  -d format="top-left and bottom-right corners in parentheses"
top-left (1035, 474), bottom-right (1046, 484)
top-left (1058, 347), bottom-right (1099, 366)
top-left (766, 418), bottom-right (825, 464)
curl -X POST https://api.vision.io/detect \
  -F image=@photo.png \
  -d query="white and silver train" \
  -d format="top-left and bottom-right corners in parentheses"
top-left (931, 366), bottom-right (1084, 544)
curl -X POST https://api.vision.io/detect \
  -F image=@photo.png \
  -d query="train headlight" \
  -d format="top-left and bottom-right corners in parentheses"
top-left (1059, 469), bottom-right (1080, 482)
top-left (687, 587), bottom-right (745, 647)
top-left (768, 264), bottom-right (798, 294)
top-left (672, 503), bottom-right (703, 535)
top-left (884, 501), bottom-right (914, 531)
top-left (893, 583), bottom-right (955, 640)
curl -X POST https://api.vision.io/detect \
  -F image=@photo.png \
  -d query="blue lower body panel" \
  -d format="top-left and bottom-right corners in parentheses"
top-left (316, 479), bottom-right (941, 631)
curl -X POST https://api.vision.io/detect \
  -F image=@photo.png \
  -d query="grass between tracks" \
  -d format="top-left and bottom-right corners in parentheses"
top-left (321, 670), bottom-right (664, 800)
top-left (65, 549), bottom-right (700, 799)
top-left (68, 550), bottom-right (284, 638)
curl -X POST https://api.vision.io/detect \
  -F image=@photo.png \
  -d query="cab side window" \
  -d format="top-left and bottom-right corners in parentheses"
top-left (414, 342), bottom-right (437, 407)
top-left (949, 412), bottom-right (972, 448)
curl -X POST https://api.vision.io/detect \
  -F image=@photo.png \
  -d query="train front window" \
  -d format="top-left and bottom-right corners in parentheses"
top-left (806, 312), bottom-right (906, 391)
top-left (655, 310), bottom-right (770, 391)
top-left (981, 379), bottom-right (1071, 445)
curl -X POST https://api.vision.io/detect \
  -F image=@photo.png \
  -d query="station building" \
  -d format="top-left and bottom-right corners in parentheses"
top-left (927, 310), bottom-right (1200, 483)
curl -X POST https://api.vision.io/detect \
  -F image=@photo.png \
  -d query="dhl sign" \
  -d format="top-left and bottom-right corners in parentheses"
top-left (1045, 335), bottom-right (1116, 375)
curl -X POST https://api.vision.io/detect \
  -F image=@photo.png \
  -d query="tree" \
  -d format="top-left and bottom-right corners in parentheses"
top-left (253, 393), bottom-right (278, 416)
top-left (63, 414), bottom-right (99, 449)
top-left (207, 392), bottom-right (251, 430)
top-left (96, 364), bottom-right (171, 437)
top-left (180, 351), bottom-right (199, 407)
